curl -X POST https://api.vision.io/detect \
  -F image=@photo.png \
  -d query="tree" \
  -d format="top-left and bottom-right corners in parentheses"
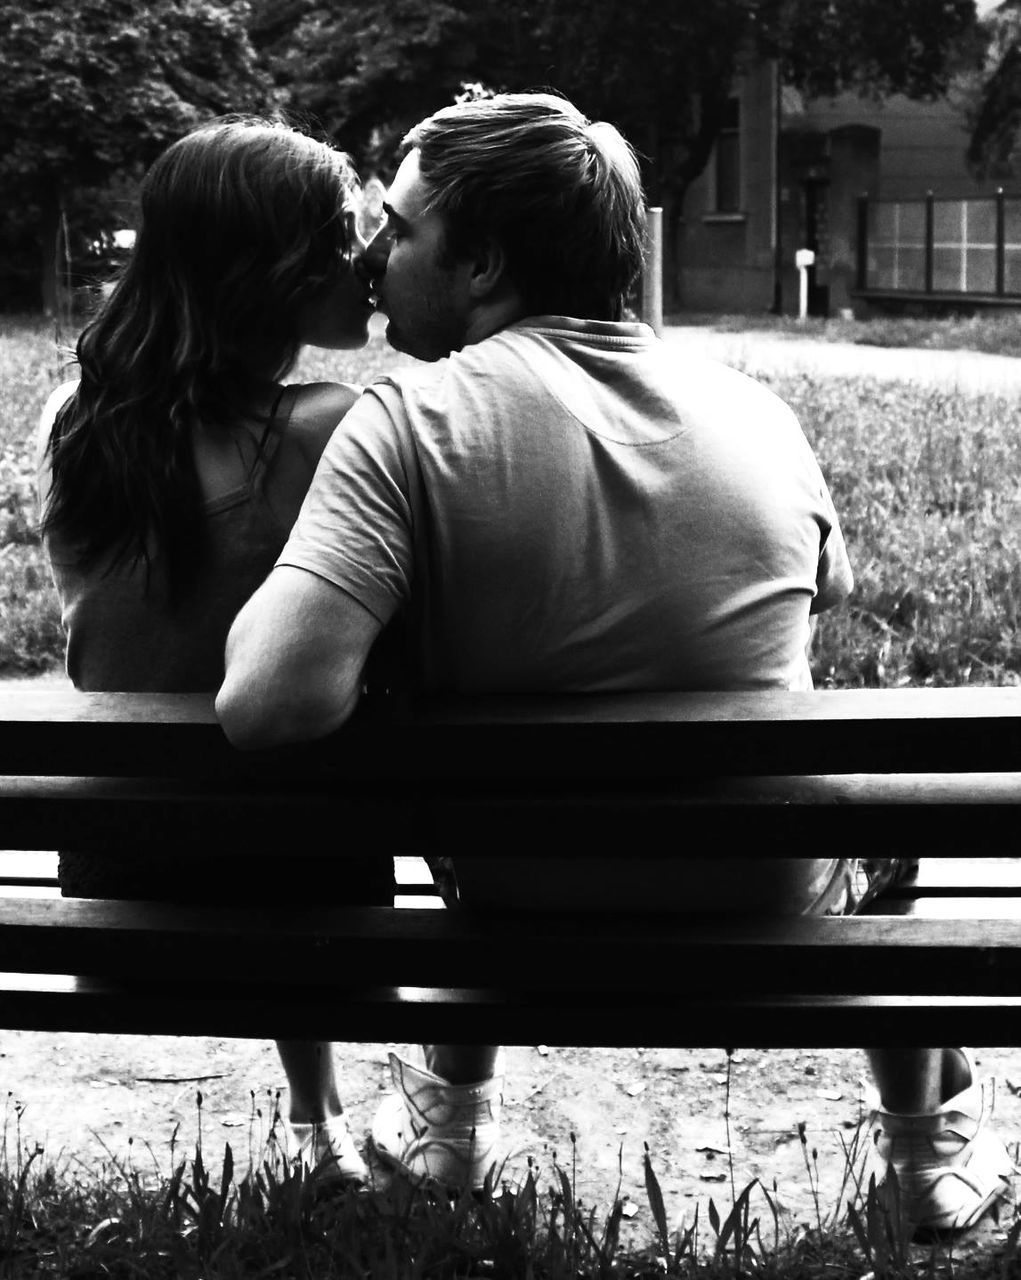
top-left (963, 0), bottom-right (1021, 178)
top-left (259, 0), bottom-right (979, 305)
top-left (249, 0), bottom-right (474, 175)
top-left (476, 0), bottom-right (981, 303)
top-left (0, 0), bottom-right (278, 313)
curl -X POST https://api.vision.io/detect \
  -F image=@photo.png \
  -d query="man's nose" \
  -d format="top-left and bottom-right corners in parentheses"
top-left (358, 223), bottom-right (394, 280)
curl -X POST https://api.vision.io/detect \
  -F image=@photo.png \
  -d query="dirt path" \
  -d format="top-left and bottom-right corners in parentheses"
top-left (661, 324), bottom-right (1021, 395)
top-left (4, 1029), bottom-right (1020, 1257)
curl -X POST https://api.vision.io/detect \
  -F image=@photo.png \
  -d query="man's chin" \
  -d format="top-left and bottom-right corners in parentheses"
top-left (384, 321), bottom-right (442, 363)
top-left (382, 319), bottom-right (405, 353)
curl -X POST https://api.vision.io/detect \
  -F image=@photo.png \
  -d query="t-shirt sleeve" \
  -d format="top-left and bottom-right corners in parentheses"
top-left (275, 385), bottom-right (415, 627)
top-left (812, 485), bottom-right (854, 615)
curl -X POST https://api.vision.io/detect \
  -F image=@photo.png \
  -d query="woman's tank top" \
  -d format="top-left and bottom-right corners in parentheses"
top-left (45, 387), bottom-right (300, 693)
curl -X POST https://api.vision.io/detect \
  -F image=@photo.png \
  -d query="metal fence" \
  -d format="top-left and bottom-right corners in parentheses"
top-left (857, 192), bottom-right (1021, 300)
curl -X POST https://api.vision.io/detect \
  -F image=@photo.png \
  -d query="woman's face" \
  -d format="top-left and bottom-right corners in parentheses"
top-left (296, 213), bottom-right (376, 351)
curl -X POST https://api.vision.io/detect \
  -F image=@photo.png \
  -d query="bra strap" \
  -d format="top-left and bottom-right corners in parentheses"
top-left (257, 385), bottom-right (286, 453)
top-left (248, 385), bottom-right (289, 490)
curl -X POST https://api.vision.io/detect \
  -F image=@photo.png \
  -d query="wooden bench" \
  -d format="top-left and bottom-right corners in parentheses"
top-left (1, 684), bottom-right (1021, 1050)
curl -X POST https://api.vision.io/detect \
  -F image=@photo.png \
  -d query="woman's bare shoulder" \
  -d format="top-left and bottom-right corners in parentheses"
top-left (36, 380), bottom-right (79, 466)
top-left (287, 381), bottom-right (362, 443)
top-left (282, 381), bottom-right (364, 466)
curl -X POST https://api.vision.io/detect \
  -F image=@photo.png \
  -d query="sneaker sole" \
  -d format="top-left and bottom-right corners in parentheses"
top-left (910, 1182), bottom-right (1013, 1242)
top-left (369, 1131), bottom-right (487, 1195)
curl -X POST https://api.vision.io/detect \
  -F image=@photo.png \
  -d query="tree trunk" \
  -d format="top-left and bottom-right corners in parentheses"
top-left (659, 188), bottom-right (682, 313)
top-left (38, 195), bottom-right (60, 318)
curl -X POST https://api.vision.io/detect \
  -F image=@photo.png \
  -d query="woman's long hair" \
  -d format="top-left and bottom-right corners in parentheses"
top-left (42, 116), bottom-right (359, 598)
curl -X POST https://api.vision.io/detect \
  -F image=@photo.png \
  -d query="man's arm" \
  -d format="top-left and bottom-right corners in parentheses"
top-left (216, 565), bottom-right (383, 750)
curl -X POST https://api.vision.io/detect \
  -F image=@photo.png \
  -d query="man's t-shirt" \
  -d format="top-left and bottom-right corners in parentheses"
top-left (279, 317), bottom-right (852, 696)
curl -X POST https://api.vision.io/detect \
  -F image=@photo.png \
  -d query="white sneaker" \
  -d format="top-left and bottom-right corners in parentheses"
top-left (370, 1052), bottom-right (505, 1190)
top-left (290, 1112), bottom-right (368, 1185)
top-left (865, 1048), bottom-right (1016, 1238)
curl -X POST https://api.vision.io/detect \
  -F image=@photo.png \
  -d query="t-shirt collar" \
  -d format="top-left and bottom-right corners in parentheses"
top-left (511, 315), bottom-right (656, 345)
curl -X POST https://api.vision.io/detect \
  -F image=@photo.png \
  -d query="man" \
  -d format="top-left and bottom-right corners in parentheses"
top-left (216, 92), bottom-right (1012, 1236)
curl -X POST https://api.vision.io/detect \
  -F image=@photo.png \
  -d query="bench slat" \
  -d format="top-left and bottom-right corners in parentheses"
top-left (5, 688), bottom-right (1021, 778)
top-left (0, 898), bottom-right (1018, 995)
top-left (0, 977), bottom-right (1019, 1046)
top-left (11, 685), bottom-right (1021, 727)
top-left (1, 774), bottom-right (1019, 855)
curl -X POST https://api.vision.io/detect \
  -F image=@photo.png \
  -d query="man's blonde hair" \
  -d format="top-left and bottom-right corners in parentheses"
top-left (403, 92), bottom-right (647, 321)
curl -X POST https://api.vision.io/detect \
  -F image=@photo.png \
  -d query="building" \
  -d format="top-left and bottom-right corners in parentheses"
top-left (678, 36), bottom-right (1017, 317)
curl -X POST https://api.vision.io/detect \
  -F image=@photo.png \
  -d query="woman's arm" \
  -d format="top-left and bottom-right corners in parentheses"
top-left (35, 380), bottom-right (79, 516)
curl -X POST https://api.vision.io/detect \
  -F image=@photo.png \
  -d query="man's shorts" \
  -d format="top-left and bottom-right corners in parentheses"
top-left (798, 856), bottom-right (919, 916)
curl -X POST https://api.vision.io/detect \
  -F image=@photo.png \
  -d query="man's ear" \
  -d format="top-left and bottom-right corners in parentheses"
top-left (467, 237), bottom-right (508, 301)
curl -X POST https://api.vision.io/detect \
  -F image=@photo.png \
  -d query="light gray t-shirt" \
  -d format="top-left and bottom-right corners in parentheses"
top-left (280, 316), bottom-right (852, 696)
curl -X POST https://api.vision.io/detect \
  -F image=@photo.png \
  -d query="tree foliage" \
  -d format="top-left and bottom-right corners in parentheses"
top-left (769, 0), bottom-right (980, 100)
top-left (249, 0), bottom-right (473, 174)
top-left (0, 0), bottom-right (277, 311)
top-left (256, 0), bottom-right (978, 196)
top-left (253, 0), bottom-right (977, 305)
top-left (1, 0), bottom-right (982, 312)
top-left (964, 0), bottom-right (1021, 178)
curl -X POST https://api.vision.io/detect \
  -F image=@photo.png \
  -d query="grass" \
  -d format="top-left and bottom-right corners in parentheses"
top-left (0, 1059), bottom-right (1015, 1278)
top-left (4, 309), bottom-right (1021, 686)
top-left (766, 373), bottom-right (1021, 688)
top-left (0, 314), bottom-right (69, 674)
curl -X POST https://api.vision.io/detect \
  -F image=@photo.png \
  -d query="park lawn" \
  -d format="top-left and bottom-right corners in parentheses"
top-left (3, 311), bottom-right (1021, 686)
top-left (758, 370), bottom-right (1021, 688)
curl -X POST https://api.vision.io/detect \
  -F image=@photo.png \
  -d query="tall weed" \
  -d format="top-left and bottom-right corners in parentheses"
top-left (2, 1079), bottom-right (1014, 1278)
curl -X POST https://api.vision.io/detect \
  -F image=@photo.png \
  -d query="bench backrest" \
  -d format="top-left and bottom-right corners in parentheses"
top-left (6, 685), bottom-right (1021, 773)
top-left (3, 685), bottom-right (1021, 857)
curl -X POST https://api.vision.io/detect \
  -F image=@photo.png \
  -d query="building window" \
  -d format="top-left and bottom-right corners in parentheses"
top-left (715, 96), bottom-right (741, 213)
top-left (866, 197), bottom-right (1009, 295)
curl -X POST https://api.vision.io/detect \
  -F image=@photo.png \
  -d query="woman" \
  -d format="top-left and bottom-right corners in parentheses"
top-left (37, 114), bottom-right (384, 1185)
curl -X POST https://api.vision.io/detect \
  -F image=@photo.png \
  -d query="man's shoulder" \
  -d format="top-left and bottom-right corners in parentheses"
top-left (365, 331), bottom-right (535, 403)
top-left (369, 360), bottom-right (450, 393)
top-left (372, 319), bottom-right (639, 381)
top-left (364, 323), bottom-right (800, 429)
